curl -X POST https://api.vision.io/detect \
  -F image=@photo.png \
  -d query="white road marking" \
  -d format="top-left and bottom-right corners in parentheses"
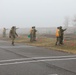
top-left (0, 55), bottom-right (76, 62)
top-left (37, 57), bottom-right (76, 62)
top-left (0, 57), bottom-right (76, 66)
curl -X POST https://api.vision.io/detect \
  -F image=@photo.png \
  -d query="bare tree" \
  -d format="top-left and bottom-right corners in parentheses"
top-left (63, 17), bottom-right (70, 34)
top-left (72, 15), bottom-right (76, 33)
top-left (64, 17), bottom-right (69, 29)
top-left (73, 15), bottom-right (76, 26)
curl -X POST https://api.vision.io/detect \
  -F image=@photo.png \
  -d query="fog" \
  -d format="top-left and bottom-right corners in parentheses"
top-left (0, 0), bottom-right (76, 28)
top-left (0, 27), bottom-right (75, 36)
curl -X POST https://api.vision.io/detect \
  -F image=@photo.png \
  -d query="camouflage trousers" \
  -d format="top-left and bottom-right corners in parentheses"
top-left (30, 34), bottom-right (36, 42)
top-left (3, 32), bottom-right (6, 37)
top-left (10, 36), bottom-right (16, 45)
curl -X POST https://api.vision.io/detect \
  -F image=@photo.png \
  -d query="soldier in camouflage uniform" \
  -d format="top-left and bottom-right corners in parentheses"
top-left (9, 26), bottom-right (18, 46)
top-left (33, 26), bottom-right (37, 41)
top-left (30, 26), bottom-right (37, 42)
top-left (59, 26), bottom-right (67, 45)
top-left (30, 27), bottom-right (34, 42)
top-left (3, 28), bottom-right (8, 37)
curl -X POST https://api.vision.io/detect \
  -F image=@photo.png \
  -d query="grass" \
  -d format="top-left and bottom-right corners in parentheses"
top-left (1, 35), bottom-right (76, 54)
top-left (14, 35), bottom-right (76, 54)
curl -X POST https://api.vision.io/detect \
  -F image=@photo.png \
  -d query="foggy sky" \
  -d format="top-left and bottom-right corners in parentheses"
top-left (0, 0), bottom-right (76, 28)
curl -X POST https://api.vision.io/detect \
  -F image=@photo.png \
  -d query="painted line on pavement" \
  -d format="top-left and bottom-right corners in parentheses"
top-left (0, 55), bottom-right (76, 62)
top-left (0, 57), bottom-right (76, 66)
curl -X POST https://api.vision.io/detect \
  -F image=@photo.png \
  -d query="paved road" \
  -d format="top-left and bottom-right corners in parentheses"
top-left (0, 40), bottom-right (76, 75)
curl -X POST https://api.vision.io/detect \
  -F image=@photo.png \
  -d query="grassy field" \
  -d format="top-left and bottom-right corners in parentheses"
top-left (1, 35), bottom-right (76, 54)
top-left (14, 35), bottom-right (76, 54)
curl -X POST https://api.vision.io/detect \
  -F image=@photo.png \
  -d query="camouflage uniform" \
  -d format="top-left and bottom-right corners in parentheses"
top-left (30, 27), bottom-right (34, 42)
top-left (9, 26), bottom-right (18, 45)
top-left (33, 27), bottom-right (37, 41)
top-left (3, 28), bottom-right (8, 37)
top-left (59, 26), bottom-right (66, 45)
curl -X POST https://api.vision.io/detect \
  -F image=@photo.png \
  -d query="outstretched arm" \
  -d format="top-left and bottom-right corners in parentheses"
top-left (63, 29), bottom-right (67, 32)
top-left (15, 32), bottom-right (18, 37)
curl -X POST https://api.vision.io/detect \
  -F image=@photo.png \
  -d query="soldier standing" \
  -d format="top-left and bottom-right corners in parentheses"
top-left (30, 27), bottom-right (34, 42)
top-left (9, 26), bottom-right (18, 46)
top-left (3, 28), bottom-right (8, 37)
top-left (55, 27), bottom-right (60, 45)
top-left (59, 26), bottom-right (67, 45)
top-left (33, 26), bottom-right (37, 41)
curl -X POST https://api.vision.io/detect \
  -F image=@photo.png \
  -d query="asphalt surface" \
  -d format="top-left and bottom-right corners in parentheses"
top-left (0, 40), bottom-right (76, 75)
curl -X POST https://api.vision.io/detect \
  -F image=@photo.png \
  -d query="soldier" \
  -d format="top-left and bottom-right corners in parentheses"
top-left (59, 26), bottom-right (67, 45)
top-left (14, 26), bottom-right (19, 31)
top-left (3, 28), bottom-right (8, 37)
top-left (30, 27), bottom-right (34, 42)
top-left (9, 26), bottom-right (18, 46)
top-left (33, 26), bottom-right (37, 41)
top-left (55, 27), bottom-right (60, 45)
